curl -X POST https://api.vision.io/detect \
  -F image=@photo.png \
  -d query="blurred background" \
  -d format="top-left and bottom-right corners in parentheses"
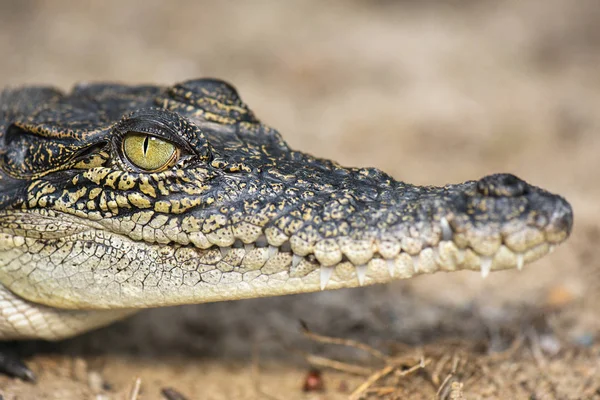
top-left (0, 0), bottom-right (599, 398)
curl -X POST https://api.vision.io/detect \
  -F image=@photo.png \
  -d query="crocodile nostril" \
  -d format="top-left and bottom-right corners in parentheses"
top-left (476, 173), bottom-right (528, 197)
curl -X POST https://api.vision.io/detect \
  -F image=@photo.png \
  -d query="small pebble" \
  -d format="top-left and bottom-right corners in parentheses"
top-left (302, 369), bottom-right (325, 392)
top-left (162, 387), bottom-right (189, 400)
top-left (539, 334), bottom-right (561, 356)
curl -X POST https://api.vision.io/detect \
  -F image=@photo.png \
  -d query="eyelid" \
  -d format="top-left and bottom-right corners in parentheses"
top-left (114, 114), bottom-right (196, 155)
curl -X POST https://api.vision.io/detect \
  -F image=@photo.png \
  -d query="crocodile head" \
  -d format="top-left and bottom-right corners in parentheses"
top-left (0, 79), bottom-right (573, 310)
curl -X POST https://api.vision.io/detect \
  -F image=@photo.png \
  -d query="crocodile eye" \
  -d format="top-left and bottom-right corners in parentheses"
top-left (122, 132), bottom-right (179, 172)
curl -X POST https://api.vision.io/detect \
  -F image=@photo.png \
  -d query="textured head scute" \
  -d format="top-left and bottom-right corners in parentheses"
top-left (159, 78), bottom-right (258, 125)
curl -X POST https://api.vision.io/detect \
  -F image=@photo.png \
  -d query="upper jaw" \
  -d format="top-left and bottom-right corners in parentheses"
top-left (98, 170), bottom-right (573, 277)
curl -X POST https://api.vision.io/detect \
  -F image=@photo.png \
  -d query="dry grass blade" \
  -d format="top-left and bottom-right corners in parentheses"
top-left (394, 356), bottom-right (429, 378)
top-left (349, 357), bottom-right (429, 400)
top-left (349, 364), bottom-right (396, 400)
top-left (436, 353), bottom-right (466, 399)
top-left (304, 353), bottom-right (373, 376)
top-left (432, 353), bottom-right (452, 386)
top-left (128, 377), bottom-right (142, 400)
top-left (436, 373), bottom-right (455, 398)
top-left (364, 386), bottom-right (397, 396)
top-left (301, 321), bottom-right (390, 361)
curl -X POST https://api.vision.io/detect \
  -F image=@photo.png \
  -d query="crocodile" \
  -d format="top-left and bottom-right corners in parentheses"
top-left (0, 78), bottom-right (572, 378)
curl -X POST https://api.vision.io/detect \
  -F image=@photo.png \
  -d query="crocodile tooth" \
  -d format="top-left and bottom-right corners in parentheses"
top-left (440, 217), bottom-right (453, 241)
top-left (268, 245), bottom-right (278, 258)
top-left (292, 254), bottom-right (302, 268)
top-left (516, 253), bottom-right (524, 271)
top-left (549, 245), bottom-right (555, 254)
top-left (411, 255), bottom-right (420, 273)
top-left (220, 247), bottom-right (231, 258)
top-left (244, 243), bottom-right (254, 253)
top-left (356, 264), bottom-right (367, 285)
top-left (320, 266), bottom-right (334, 290)
top-left (387, 259), bottom-right (395, 277)
top-left (481, 256), bottom-right (492, 278)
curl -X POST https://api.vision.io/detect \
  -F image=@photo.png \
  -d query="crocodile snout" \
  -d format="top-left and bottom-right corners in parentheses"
top-left (545, 195), bottom-right (573, 243)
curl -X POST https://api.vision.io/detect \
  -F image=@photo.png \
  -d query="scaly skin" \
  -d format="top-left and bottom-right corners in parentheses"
top-left (0, 79), bottom-right (573, 341)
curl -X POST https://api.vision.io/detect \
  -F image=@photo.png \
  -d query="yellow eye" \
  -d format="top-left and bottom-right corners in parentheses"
top-left (122, 132), bottom-right (178, 172)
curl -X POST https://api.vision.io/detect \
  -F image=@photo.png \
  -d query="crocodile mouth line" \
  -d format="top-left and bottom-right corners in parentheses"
top-left (213, 216), bottom-right (564, 290)
top-left (0, 208), bottom-right (569, 310)
top-left (1, 212), bottom-right (566, 279)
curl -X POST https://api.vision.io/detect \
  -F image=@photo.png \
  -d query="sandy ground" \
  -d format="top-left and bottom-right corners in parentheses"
top-left (0, 0), bottom-right (599, 398)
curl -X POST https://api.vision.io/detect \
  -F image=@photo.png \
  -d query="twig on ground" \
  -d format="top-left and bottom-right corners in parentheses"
top-left (432, 352), bottom-right (452, 386)
top-left (301, 321), bottom-right (389, 361)
top-left (350, 357), bottom-right (429, 400)
top-left (395, 356), bottom-right (429, 378)
top-left (349, 363), bottom-right (396, 400)
top-left (304, 353), bottom-right (373, 376)
top-left (128, 377), bottom-right (142, 400)
top-left (437, 373), bottom-right (455, 399)
top-left (301, 323), bottom-right (438, 399)
top-left (364, 386), bottom-right (397, 396)
top-left (436, 353), bottom-right (462, 399)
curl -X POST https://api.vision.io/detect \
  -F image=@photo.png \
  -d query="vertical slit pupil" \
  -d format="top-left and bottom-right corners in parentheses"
top-left (142, 135), bottom-right (149, 155)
